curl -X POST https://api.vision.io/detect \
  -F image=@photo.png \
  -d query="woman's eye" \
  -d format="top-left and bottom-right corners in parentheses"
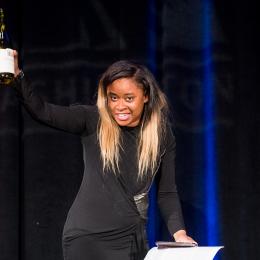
top-left (126, 96), bottom-right (134, 102)
top-left (110, 96), bottom-right (117, 101)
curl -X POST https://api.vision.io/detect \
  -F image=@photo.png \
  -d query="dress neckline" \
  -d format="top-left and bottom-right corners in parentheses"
top-left (120, 125), bottom-right (141, 132)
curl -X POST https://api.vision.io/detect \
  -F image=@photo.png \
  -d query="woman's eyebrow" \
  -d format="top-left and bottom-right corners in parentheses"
top-left (107, 92), bottom-right (135, 96)
top-left (107, 92), bottom-right (117, 96)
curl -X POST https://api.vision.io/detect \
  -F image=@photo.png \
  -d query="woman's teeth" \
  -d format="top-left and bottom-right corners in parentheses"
top-left (117, 114), bottom-right (130, 120)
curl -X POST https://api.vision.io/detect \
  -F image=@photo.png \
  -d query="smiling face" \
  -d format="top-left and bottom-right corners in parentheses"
top-left (106, 78), bottom-right (148, 127)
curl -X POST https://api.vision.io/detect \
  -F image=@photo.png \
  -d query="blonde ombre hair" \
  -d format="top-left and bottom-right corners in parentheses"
top-left (97, 60), bottom-right (169, 179)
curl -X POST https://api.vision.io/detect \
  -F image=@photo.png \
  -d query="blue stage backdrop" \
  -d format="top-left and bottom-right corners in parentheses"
top-left (147, 0), bottom-right (223, 249)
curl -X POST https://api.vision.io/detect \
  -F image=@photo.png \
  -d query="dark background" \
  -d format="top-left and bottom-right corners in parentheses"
top-left (0, 0), bottom-right (259, 260)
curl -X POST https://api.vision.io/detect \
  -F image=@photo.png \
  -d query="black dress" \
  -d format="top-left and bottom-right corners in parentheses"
top-left (14, 77), bottom-right (185, 260)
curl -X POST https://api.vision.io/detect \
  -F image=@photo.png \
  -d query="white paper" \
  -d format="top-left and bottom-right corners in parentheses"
top-left (144, 246), bottom-right (224, 260)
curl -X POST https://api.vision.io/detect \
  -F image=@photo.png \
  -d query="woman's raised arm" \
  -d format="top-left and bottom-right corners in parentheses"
top-left (12, 50), bottom-right (98, 135)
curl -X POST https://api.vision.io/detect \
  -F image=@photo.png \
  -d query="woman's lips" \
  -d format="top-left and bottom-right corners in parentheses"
top-left (115, 113), bottom-right (130, 121)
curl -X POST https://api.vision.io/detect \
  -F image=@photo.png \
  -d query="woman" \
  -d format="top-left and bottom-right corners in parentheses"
top-left (13, 51), bottom-right (196, 260)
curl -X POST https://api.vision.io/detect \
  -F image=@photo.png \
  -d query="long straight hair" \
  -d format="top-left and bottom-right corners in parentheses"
top-left (97, 60), bottom-right (168, 179)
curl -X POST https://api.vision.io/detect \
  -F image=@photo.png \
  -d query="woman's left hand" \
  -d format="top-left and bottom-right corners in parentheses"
top-left (173, 229), bottom-right (198, 245)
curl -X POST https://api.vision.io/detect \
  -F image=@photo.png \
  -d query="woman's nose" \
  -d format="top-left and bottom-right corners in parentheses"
top-left (116, 99), bottom-right (127, 110)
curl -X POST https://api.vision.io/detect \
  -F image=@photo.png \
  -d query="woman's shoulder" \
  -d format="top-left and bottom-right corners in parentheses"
top-left (69, 104), bottom-right (99, 131)
top-left (160, 120), bottom-right (176, 152)
top-left (164, 119), bottom-right (175, 137)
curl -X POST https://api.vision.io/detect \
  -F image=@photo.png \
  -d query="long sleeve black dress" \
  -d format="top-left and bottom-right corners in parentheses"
top-left (14, 77), bottom-right (185, 260)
